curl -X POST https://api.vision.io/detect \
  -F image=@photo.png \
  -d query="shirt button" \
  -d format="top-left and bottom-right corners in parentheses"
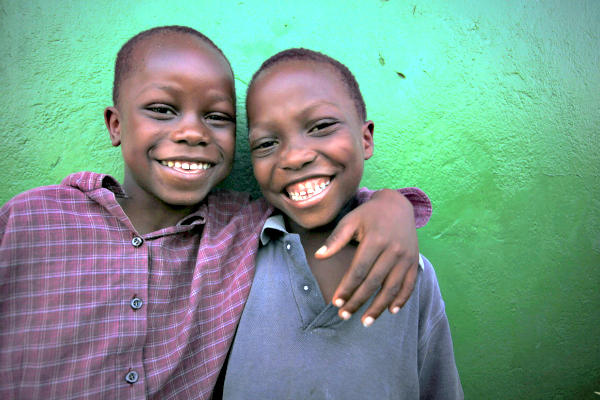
top-left (285, 243), bottom-right (291, 251)
top-left (131, 236), bottom-right (143, 247)
top-left (124, 370), bottom-right (139, 384)
top-left (303, 285), bottom-right (310, 292)
top-left (130, 297), bottom-right (143, 310)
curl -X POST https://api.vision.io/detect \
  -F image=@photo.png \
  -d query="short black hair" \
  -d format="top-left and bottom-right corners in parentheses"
top-left (247, 48), bottom-right (366, 121)
top-left (112, 25), bottom-right (231, 105)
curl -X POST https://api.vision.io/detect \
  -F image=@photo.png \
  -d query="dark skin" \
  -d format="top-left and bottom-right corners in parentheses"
top-left (104, 32), bottom-right (420, 325)
top-left (248, 59), bottom-right (421, 325)
top-left (104, 34), bottom-right (236, 235)
top-left (296, 220), bottom-right (357, 305)
top-left (320, 189), bottom-right (419, 320)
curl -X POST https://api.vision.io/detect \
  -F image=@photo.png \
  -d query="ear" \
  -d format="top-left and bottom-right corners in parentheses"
top-left (104, 106), bottom-right (122, 147)
top-left (361, 120), bottom-right (374, 160)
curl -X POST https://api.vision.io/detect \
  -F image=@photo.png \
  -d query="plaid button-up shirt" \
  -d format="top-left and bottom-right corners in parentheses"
top-left (0, 172), bottom-right (430, 399)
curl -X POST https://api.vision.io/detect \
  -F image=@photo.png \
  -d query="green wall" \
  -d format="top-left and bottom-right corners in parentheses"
top-left (1, 0), bottom-right (598, 398)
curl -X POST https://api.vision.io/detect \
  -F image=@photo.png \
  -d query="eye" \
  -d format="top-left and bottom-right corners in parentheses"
top-left (250, 137), bottom-right (278, 157)
top-left (205, 112), bottom-right (235, 127)
top-left (308, 120), bottom-right (338, 135)
top-left (145, 104), bottom-right (177, 119)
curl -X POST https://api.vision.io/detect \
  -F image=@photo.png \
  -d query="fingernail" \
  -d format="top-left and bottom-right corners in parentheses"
top-left (391, 306), bottom-right (400, 314)
top-left (340, 310), bottom-right (352, 320)
top-left (363, 316), bottom-right (374, 327)
top-left (333, 298), bottom-right (345, 308)
top-left (315, 246), bottom-right (328, 256)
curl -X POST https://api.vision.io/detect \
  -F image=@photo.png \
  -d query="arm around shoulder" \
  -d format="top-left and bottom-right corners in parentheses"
top-left (322, 187), bottom-right (433, 322)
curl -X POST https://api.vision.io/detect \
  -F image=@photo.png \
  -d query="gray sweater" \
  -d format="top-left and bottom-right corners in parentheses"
top-left (223, 215), bottom-right (463, 399)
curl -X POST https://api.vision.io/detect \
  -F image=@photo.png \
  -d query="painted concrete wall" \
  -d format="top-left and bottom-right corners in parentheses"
top-left (1, 0), bottom-right (598, 397)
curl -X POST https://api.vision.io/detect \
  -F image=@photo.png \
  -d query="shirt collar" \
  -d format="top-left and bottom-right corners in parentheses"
top-left (260, 214), bottom-right (288, 245)
top-left (260, 214), bottom-right (425, 270)
top-left (72, 172), bottom-right (207, 232)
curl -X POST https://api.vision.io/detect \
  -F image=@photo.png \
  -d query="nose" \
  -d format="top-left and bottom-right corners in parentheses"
top-left (171, 115), bottom-right (210, 146)
top-left (279, 139), bottom-right (317, 170)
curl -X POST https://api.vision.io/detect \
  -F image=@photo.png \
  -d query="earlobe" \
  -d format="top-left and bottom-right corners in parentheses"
top-left (362, 121), bottom-right (375, 160)
top-left (104, 106), bottom-right (122, 147)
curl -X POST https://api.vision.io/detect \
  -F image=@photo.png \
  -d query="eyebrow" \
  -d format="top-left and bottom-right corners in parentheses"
top-left (248, 100), bottom-right (341, 138)
top-left (136, 83), bottom-right (234, 103)
top-left (137, 83), bottom-right (176, 95)
top-left (300, 101), bottom-right (340, 116)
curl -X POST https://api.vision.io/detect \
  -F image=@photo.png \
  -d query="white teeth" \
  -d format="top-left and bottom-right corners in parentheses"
top-left (288, 180), bottom-right (330, 201)
top-left (160, 161), bottom-right (212, 171)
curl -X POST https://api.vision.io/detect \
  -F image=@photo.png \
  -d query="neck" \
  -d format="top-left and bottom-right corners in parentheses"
top-left (117, 196), bottom-right (198, 235)
top-left (285, 196), bottom-right (359, 238)
top-left (284, 197), bottom-right (360, 304)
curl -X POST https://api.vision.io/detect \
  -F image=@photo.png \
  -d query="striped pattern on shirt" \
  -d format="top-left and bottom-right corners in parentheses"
top-left (0, 172), bottom-right (431, 399)
top-left (0, 172), bottom-right (272, 400)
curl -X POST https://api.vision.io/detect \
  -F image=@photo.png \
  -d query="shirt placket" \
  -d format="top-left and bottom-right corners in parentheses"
top-left (115, 231), bottom-right (149, 399)
top-left (282, 235), bottom-right (331, 325)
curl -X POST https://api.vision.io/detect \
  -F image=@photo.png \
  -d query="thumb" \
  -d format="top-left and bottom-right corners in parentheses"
top-left (314, 215), bottom-right (359, 259)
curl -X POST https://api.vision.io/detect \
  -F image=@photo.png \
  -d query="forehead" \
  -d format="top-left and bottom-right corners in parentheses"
top-left (255, 60), bottom-right (345, 95)
top-left (125, 33), bottom-right (233, 88)
top-left (252, 60), bottom-right (352, 105)
top-left (248, 60), bottom-right (356, 119)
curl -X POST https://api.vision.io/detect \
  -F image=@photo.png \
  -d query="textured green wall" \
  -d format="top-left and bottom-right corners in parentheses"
top-left (1, 0), bottom-right (598, 398)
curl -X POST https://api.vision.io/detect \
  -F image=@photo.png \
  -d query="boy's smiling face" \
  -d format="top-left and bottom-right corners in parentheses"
top-left (105, 33), bottom-right (236, 210)
top-left (247, 60), bottom-right (374, 230)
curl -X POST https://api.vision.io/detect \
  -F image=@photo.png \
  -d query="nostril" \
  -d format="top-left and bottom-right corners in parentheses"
top-left (281, 149), bottom-right (317, 170)
top-left (173, 127), bottom-right (211, 145)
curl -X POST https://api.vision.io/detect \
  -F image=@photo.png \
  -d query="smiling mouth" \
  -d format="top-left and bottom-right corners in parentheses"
top-left (285, 177), bottom-right (331, 202)
top-left (160, 160), bottom-right (213, 172)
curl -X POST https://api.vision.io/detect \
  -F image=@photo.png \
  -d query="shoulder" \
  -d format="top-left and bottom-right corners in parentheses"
top-left (207, 189), bottom-right (253, 210)
top-left (206, 189), bottom-right (273, 224)
top-left (1, 172), bottom-right (108, 224)
top-left (416, 255), bottom-right (448, 334)
top-left (0, 184), bottom-right (70, 242)
top-left (2, 184), bottom-right (74, 213)
top-left (414, 256), bottom-right (463, 397)
top-left (418, 255), bottom-right (442, 294)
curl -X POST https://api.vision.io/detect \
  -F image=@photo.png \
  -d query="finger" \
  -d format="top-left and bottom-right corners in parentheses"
top-left (389, 260), bottom-right (419, 313)
top-left (330, 237), bottom-right (383, 309)
top-left (314, 214), bottom-right (360, 259)
top-left (359, 265), bottom-right (405, 327)
top-left (336, 246), bottom-right (396, 320)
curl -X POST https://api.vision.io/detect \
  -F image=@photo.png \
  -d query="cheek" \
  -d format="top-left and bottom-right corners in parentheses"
top-left (119, 118), bottom-right (153, 151)
top-left (119, 133), bottom-right (142, 163)
top-left (251, 159), bottom-right (271, 188)
top-left (326, 140), bottom-right (357, 164)
top-left (217, 130), bottom-right (237, 160)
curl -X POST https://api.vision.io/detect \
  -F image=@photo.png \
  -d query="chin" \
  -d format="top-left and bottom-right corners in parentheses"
top-left (287, 209), bottom-right (339, 231)
top-left (161, 192), bottom-right (208, 208)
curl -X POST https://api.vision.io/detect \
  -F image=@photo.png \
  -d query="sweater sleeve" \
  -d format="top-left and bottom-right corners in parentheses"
top-left (417, 256), bottom-right (463, 399)
top-left (355, 187), bottom-right (432, 228)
